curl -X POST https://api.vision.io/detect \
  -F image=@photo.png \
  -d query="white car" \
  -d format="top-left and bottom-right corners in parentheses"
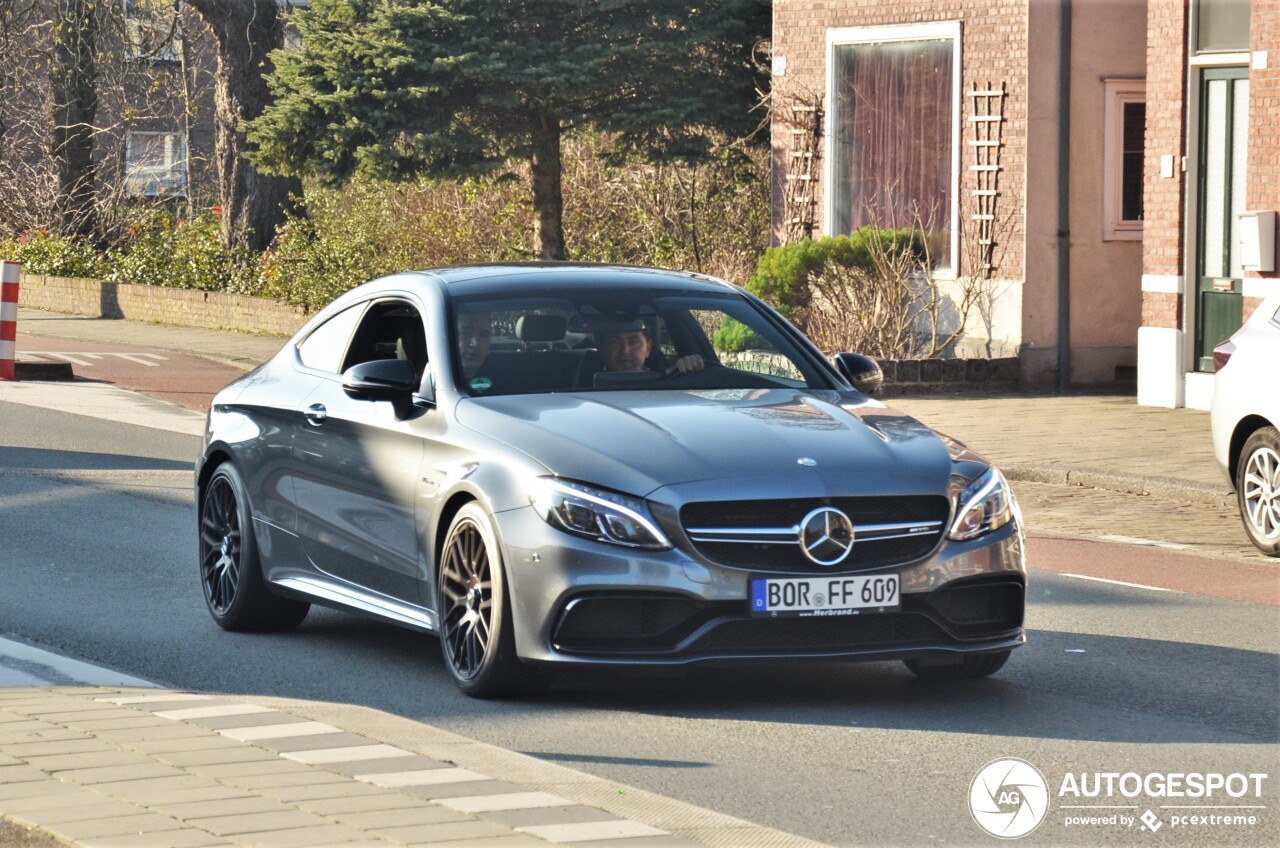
top-left (1211, 288), bottom-right (1280, 556)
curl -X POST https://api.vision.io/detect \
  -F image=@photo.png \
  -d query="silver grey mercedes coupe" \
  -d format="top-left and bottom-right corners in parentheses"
top-left (197, 264), bottom-right (1026, 697)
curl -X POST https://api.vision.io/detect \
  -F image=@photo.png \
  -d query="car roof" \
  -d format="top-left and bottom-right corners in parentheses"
top-left (408, 263), bottom-right (741, 297)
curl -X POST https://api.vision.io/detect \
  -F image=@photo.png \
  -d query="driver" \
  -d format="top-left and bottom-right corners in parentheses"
top-left (596, 319), bottom-right (704, 376)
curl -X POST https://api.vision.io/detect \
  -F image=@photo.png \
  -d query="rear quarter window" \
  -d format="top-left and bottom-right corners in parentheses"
top-left (297, 303), bottom-right (364, 373)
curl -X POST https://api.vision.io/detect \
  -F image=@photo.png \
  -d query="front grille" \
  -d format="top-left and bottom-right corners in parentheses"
top-left (551, 581), bottom-right (1024, 659)
top-left (680, 496), bottom-right (950, 573)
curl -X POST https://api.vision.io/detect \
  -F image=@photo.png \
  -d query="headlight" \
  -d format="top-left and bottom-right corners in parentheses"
top-left (530, 478), bottom-right (671, 550)
top-left (949, 467), bottom-right (1016, 541)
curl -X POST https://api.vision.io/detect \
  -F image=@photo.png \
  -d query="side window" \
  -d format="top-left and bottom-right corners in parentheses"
top-left (343, 301), bottom-right (429, 378)
top-left (296, 303), bottom-right (365, 373)
top-left (695, 308), bottom-right (805, 383)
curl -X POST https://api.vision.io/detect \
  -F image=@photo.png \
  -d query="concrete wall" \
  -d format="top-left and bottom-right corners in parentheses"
top-left (17, 273), bottom-right (307, 337)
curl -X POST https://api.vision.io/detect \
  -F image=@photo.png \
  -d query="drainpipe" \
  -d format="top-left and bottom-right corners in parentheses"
top-left (1056, 0), bottom-right (1072, 391)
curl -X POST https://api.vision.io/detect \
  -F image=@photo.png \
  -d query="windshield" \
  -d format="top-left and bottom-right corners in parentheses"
top-left (450, 289), bottom-right (834, 396)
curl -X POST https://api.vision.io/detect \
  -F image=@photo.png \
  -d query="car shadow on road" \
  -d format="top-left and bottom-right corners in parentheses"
top-left (0, 446), bottom-right (192, 472)
top-left (262, 612), bottom-right (1277, 747)
top-left (536, 630), bottom-right (1278, 746)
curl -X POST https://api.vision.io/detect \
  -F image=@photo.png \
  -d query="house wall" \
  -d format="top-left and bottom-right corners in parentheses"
top-left (1245, 0), bottom-right (1280, 315)
top-left (1023, 0), bottom-right (1066, 385)
top-left (1067, 0), bottom-right (1147, 384)
top-left (772, 0), bottom-right (1145, 384)
top-left (772, 0), bottom-right (1031, 362)
top-left (1138, 0), bottom-right (1279, 409)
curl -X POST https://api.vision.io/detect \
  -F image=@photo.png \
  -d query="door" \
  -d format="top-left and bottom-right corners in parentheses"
top-left (291, 299), bottom-right (431, 602)
top-left (1195, 67), bottom-right (1249, 371)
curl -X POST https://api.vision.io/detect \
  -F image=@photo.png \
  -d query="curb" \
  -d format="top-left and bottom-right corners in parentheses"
top-left (1004, 464), bottom-right (1235, 507)
top-left (12, 355), bottom-right (73, 382)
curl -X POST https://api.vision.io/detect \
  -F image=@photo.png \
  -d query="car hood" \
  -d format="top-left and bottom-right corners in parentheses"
top-left (455, 389), bottom-right (961, 499)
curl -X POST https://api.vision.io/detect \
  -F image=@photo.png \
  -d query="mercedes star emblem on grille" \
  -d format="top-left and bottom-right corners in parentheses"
top-left (799, 506), bottom-right (856, 565)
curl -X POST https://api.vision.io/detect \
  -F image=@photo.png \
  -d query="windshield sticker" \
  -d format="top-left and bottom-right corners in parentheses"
top-left (469, 376), bottom-right (493, 393)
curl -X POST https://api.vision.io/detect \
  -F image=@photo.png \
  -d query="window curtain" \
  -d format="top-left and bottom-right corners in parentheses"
top-left (832, 39), bottom-right (953, 269)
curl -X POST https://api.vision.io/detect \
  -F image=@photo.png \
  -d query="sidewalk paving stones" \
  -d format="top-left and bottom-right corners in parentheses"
top-left (2, 688), bottom-right (828, 847)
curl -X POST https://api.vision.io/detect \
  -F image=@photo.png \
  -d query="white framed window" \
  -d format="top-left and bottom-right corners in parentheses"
top-left (1103, 79), bottom-right (1146, 241)
top-left (124, 0), bottom-right (181, 62)
top-left (125, 131), bottom-right (187, 197)
top-left (825, 22), bottom-right (961, 275)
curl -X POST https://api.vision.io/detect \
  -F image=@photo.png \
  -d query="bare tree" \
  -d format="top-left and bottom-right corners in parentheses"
top-left (49, 0), bottom-right (99, 238)
top-left (0, 0), bottom-right (211, 243)
top-left (184, 0), bottom-right (299, 252)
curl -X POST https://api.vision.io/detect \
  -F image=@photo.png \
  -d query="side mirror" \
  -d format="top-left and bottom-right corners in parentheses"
top-left (833, 352), bottom-right (884, 396)
top-left (342, 358), bottom-right (420, 402)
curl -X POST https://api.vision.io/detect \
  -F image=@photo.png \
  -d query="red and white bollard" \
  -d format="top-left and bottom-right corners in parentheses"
top-left (0, 260), bottom-right (19, 381)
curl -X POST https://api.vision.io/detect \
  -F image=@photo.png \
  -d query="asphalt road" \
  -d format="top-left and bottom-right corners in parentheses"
top-left (2, 397), bottom-right (1277, 846)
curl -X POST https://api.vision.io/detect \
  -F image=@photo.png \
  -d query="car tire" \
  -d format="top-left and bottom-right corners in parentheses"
top-left (1236, 426), bottom-right (1280, 557)
top-left (903, 650), bottom-right (1011, 681)
top-left (199, 463), bottom-right (310, 631)
top-left (438, 502), bottom-right (542, 698)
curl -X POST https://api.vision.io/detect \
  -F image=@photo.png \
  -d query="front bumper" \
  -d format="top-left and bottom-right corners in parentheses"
top-left (496, 505), bottom-right (1027, 666)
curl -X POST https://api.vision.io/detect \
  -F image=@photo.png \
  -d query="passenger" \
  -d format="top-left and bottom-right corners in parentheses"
top-left (456, 310), bottom-right (492, 380)
top-left (596, 319), bottom-right (704, 376)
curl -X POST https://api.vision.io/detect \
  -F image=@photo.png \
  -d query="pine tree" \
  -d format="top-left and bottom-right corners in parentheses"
top-left (247, 0), bottom-right (767, 260)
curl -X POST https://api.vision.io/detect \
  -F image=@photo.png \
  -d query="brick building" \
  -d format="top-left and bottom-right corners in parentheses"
top-left (772, 0), bottom-right (1278, 402)
top-left (772, 0), bottom-right (1148, 388)
top-left (1138, 0), bottom-right (1279, 409)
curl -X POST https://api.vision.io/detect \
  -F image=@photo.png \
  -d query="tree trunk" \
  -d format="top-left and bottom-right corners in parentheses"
top-left (50, 0), bottom-right (98, 239)
top-left (186, 0), bottom-right (300, 253)
top-left (530, 114), bottom-right (565, 260)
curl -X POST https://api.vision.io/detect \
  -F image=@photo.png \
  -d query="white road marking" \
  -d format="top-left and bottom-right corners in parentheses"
top-left (1060, 573), bottom-right (1177, 593)
top-left (29, 351), bottom-right (168, 367)
top-left (1098, 534), bottom-right (1191, 550)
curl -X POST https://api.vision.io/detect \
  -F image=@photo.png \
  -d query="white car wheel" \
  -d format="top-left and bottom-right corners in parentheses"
top-left (1237, 426), bottom-right (1280, 557)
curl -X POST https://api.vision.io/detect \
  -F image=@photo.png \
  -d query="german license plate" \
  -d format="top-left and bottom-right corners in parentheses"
top-left (750, 575), bottom-right (900, 617)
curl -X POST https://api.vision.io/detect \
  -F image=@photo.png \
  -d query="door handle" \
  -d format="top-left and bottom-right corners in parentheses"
top-left (305, 403), bottom-right (327, 425)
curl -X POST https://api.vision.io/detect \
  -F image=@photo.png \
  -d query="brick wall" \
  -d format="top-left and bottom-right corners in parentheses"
top-left (770, 0), bottom-right (1029, 281)
top-left (1141, 291), bottom-right (1182, 329)
top-left (17, 274), bottom-right (307, 337)
top-left (1141, 0), bottom-right (1188, 310)
top-left (1246, 0), bottom-right (1280, 322)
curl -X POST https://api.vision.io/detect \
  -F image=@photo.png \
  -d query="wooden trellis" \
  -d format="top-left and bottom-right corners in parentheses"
top-left (967, 81), bottom-right (1006, 278)
top-left (783, 99), bottom-right (823, 243)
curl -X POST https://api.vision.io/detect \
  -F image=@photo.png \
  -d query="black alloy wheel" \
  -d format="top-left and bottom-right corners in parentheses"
top-left (199, 463), bottom-right (309, 631)
top-left (438, 502), bottom-right (538, 697)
